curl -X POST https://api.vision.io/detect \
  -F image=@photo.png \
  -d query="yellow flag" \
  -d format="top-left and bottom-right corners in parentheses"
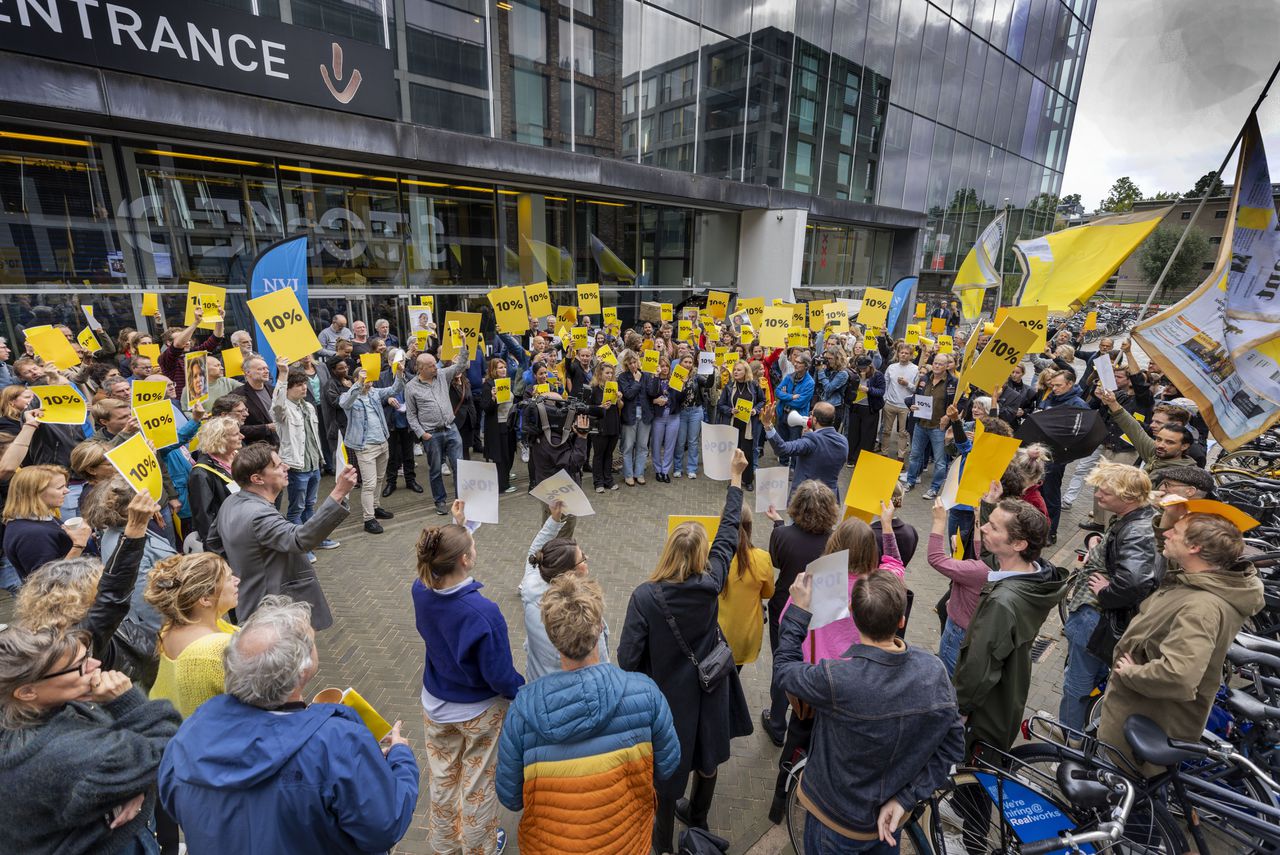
top-left (105, 432), bottom-right (163, 500)
top-left (1013, 207), bottom-right (1169, 313)
top-left (134, 399), bottom-right (179, 449)
top-left (1083, 311), bottom-right (1098, 331)
top-left (247, 288), bottom-right (321, 363)
top-left (31, 385), bottom-right (86, 424)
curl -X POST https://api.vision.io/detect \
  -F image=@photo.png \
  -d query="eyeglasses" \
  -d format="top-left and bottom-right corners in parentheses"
top-left (577, 553), bottom-right (589, 566)
top-left (37, 648), bottom-right (91, 682)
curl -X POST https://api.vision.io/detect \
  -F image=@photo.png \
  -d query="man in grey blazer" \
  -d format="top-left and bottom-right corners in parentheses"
top-left (207, 442), bottom-right (357, 630)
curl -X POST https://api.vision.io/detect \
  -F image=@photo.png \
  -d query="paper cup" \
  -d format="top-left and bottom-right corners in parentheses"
top-left (63, 517), bottom-right (85, 531)
top-left (312, 688), bottom-right (344, 704)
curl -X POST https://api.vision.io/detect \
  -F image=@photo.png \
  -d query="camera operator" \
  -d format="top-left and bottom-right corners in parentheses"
top-left (522, 389), bottom-right (599, 505)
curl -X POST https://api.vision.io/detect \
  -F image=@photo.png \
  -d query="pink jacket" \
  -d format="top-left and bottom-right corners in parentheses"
top-left (926, 531), bottom-right (990, 629)
top-left (780, 532), bottom-right (906, 663)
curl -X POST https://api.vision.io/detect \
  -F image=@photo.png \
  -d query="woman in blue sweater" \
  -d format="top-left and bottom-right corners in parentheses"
top-left (413, 499), bottom-right (524, 855)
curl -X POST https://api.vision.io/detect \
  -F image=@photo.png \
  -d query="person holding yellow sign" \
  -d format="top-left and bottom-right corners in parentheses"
top-left (477, 357), bottom-right (521, 495)
top-left (588, 362), bottom-right (623, 492)
top-left (159, 303), bottom-right (224, 400)
top-left (619, 350), bottom-right (660, 486)
top-left (339, 352), bottom-right (406, 534)
top-left (715, 360), bottom-right (765, 491)
top-left (271, 357), bottom-right (340, 556)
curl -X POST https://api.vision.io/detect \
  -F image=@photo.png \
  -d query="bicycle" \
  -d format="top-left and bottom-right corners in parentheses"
top-left (781, 754), bottom-right (931, 854)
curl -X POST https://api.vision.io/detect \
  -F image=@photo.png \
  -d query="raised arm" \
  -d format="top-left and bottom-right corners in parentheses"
top-left (706, 451), bottom-right (747, 591)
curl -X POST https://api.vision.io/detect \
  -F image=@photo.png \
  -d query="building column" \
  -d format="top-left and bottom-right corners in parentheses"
top-left (735, 208), bottom-right (807, 304)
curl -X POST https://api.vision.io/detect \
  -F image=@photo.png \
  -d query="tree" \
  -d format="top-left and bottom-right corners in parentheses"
top-left (1149, 191), bottom-right (1180, 201)
top-left (1188, 170), bottom-right (1225, 199)
top-left (1138, 225), bottom-right (1212, 293)
top-left (1057, 193), bottom-right (1084, 216)
top-left (1027, 192), bottom-right (1060, 211)
top-left (1098, 177), bottom-right (1144, 213)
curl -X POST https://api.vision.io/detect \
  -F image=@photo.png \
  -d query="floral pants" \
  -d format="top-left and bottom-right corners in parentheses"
top-left (423, 700), bottom-right (508, 855)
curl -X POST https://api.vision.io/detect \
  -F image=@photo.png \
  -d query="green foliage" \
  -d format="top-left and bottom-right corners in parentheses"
top-left (1138, 225), bottom-right (1212, 293)
top-left (1189, 171), bottom-right (1225, 199)
top-left (1098, 177), bottom-right (1144, 213)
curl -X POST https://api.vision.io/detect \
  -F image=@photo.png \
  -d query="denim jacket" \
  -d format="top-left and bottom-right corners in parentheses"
top-left (773, 606), bottom-right (964, 833)
top-left (339, 373), bottom-right (406, 449)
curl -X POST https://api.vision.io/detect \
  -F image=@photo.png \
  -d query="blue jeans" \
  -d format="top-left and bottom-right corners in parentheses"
top-left (423, 424), bottom-right (463, 504)
top-left (906, 426), bottom-right (948, 491)
top-left (651, 413), bottom-right (679, 475)
top-left (805, 813), bottom-right (900, 853)
top-left (939, 616), bottom-right (966, 677)
top-left (1060, 606), bottom-right (1108, 731)
top-left (620, 420), bottom-right (651, 479)
top-left (286, 468), bottom-right (321, 525)
top-left (0, 557), bottom-right (20, 596)
top-left (675, 406), bottom-right (703, 474)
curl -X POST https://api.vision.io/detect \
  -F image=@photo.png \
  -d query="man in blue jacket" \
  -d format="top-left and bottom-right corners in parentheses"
top-left (761, 401), bottom-right (849, 502)
top-left (159, 597), bottom-right (420, 855)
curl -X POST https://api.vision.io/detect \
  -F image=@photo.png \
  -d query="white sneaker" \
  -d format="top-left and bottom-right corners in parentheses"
top-left (673, 471), bottom-right (682, 478)
top-left (898, 473), bottom-right (910, 483)
top-left (688, 472), bottom-right (697, 480)
top-left (442, 464), bottom-right (452, 476)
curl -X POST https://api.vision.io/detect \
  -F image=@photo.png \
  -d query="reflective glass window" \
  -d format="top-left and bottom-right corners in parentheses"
top-left (410, 85), bottom-right (490, 135)
top-left (878, 105), bottom-right (912, 208)
top-left (404, 181), bottom-right (498, 289)
top-left (513, 69), bottom-right (550, 145)
top-left (292, 0), bottom-right (390, 47)
top-left (559, 18), bottom-right (595, 75)
top-left (890, 0), bottom-right (925, 112)
top-left (510, 2), bottom-right (548, 62)
top-left (697, 31), bottom-right (750, 181)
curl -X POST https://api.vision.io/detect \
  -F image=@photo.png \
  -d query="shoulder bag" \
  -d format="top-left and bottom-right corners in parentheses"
top-left (654, 585), bottom-right (735, 694)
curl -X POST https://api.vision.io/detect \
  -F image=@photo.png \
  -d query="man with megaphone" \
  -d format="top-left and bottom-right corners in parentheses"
top-left (760, 401), bottom-right (848, 502)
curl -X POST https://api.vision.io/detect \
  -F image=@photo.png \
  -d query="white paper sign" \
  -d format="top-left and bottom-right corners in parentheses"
top-left (335, 431), bottom-right (350, 479)
top-left (911, 394), bottom-right (934, 422)
top-left (697, 351), bottom-right (716, 376)
top-left (1094, 354), bottom-right (1117, 392)
top-left (82, 305), bottom-right (103, 331)
top-left (700, 422), bottom-right (739, 481)
top-left (456, 459), bottom-right (501, 524)
top-left (938, 455), bottom-right (963, 509)
top-left (806, 549), bottom-right (851, 631)
top-left (755, 466), bottom-right (790, 514)
top-left (529, 468), bottom-right (596, 517)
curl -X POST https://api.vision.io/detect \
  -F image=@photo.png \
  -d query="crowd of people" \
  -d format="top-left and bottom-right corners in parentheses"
top-left (0, 295), bottom-right (1262, 855)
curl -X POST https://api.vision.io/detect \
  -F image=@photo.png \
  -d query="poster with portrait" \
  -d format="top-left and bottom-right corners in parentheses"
top-left (409, 303), bottom-right (435, 337)
top-left (185, 351), bottom-right (208, 406)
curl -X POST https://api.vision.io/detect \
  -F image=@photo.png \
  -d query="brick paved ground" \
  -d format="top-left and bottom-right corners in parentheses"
top-left (0, 444), bottom-right (1102, 855)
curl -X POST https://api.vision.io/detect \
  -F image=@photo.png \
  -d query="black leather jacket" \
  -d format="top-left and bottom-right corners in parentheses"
top-left (75, 533), bottom-right (160, 689)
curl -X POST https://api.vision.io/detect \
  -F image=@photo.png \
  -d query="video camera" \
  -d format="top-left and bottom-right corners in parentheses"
top-left (521, 395), bottom-right (606, 445)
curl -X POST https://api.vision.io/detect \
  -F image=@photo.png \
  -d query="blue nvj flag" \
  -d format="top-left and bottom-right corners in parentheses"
top-left (248, 235), bottom-right (309, 381)
top-left (886, 276), bottom-right (918, 339)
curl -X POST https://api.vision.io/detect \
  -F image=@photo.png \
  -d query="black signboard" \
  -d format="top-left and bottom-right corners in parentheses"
top-left (0, 0), bottom-right (398, 120)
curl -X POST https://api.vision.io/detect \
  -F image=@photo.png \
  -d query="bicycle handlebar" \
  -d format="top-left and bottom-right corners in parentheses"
top-left (1019, 770), bottom-right (1134, 855)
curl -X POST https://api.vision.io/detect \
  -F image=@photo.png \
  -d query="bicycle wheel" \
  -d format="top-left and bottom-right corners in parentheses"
top-left (1177, 753), bottom-right (1280, 853)
top-left (1006, 745), bottom-right (1186, 853)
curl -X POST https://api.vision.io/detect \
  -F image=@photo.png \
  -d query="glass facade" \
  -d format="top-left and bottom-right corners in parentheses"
top-left (0, 123), bottom-right (762, 344)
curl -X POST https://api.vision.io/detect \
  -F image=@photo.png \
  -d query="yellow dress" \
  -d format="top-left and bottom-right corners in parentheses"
top-left (717, 547), bottom-right (776, 665)
top-left (149, 619), bottom-right (238, 718)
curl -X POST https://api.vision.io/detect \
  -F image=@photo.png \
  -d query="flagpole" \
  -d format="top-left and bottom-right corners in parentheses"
top-left (1135, 55), bottom-right (1280, 324)
top-left (993, 198), bottom-right (1010, 320)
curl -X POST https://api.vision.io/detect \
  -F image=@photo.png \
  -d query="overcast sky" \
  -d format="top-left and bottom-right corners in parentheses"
top-left (1061, 0), bottom-right (1280, 211)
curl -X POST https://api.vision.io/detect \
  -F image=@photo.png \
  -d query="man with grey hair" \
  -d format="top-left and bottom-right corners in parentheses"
top-left (404, 348), bottom-right (469, 515)
top-left (374, 318), bottom-right (399, 349)
top-left (159, 596), bottom-right (419, 855)
top-left (229, 329), bottom-right (255, 359)
top-left (318, 313), bottom-right (353, 356)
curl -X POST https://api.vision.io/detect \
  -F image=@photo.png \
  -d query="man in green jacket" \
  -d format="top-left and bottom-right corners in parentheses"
top-left (954, 498), bottom-right (1069, 754)
top-left (1098, 512), bottom-right (1264, 774)
top-left (1097, 388), bottom-right (1197, 475)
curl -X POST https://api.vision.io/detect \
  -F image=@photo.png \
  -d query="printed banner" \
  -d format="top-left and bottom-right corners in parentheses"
top-left (248, 235), bottom-right (310, 380)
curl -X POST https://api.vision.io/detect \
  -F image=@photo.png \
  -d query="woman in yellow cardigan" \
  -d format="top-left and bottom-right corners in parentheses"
top-left (717, 505), bottom-right (774, 671)
top-left (144, 552), bottom-right (240, 718)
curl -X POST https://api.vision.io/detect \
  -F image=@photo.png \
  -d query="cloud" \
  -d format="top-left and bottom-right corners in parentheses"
top-left (1062, 0), bottom-right (1280, 209)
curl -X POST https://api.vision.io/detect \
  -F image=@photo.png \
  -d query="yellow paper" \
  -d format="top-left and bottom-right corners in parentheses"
top-left (495, 378), bottom-right (511, 403)
top-left (857, 288), bottom-right (893, 329)
top-left (956, 433), bottom-right (1022, 506)
top-left (823, 302), bottom-right (849, 332)
top-left (995, 307), bottom-right (1009, 326)
top-left (737, 297), bottom-right (765, 327)
top-left (983, 323), bottom-right (997, 336)
top-left (31, 385), bottom-right (87, 424)
top-left (930, 317), bottom-right (947, 334)
top-left (706, 290), bottom-right (730, 320)
top-left (247, 287), bottom-right (322, 363)
top-left (741, 327), bottom-right (755, 345)
top-left (142, 292), bottom-right (159, 316)
top-left (642, 349), bottom-right (660, 374)
top-left (669, 364), bottom-right (688, 392)
top-left (441, 311), bottom-right (482, 360)
top-left (556, 305), bottom-right (578, 326)
top-left (534, 382), bottom-right (551, 395)
top-left (678, 320), bottom-right (693, 342)
top-left (843, 452), bottom-right (903, 522)
top-left (724, 352), bottom-right (740, 370)
top-left (138, 342), bottom-right (160, 362)
top-left (1083, 311), bottom-right (1098, 331)
top-left (597, 344), bottom-right (618, 366)
top-left (222, 346), bottom-right (245, 378)
top-left (603, 380), bottom-right (618, 406)
top-left (337, 687), bottom-right (392, 742)
top-left (734, 397), bottom-right (752, 423)
top-left (131, 380), bottom-right (168, 409)
top-left (937, 334), bottom-right (954, 355)
top-left (760, 305), bottom-right (791, 349)
top-left (105, 432), bottom-right (163, 500)
top-left (413, 329), bottom-right (430, 351)
top-left (572, 327), bottom-right (589, 351)
top-left (184, 351), bottom-right (208, 405)
top-left (602, 306), bottom-right (618, 326)
top-left (959, 317), bottom-right (1038, 394)
top-left (26, 326), bottom-right (80, 370)
top-left (864, 335), bottom-right (876, 351)
top-left (660, 302), bottom-right (673, 323)
top-left (577, 283), bottom-right (602, 314)
top-left (668, 515), bottom-right (719, 538)
top-left (905, 325), bottom-right (920, 346)
top-left (915, 302), bottom-right (926, 318)
top-left (359, 353), bottom-right (382, 380)
top-left (77, 327), bottom-right (99, 352)
top-left (488, 285), bottom-right (529, 334)
top-left (787, 327), bottom-right (809, 349)
top-left (185, 282), bottom-right (225, 328)
top-left (1004, 304), bottom-right (1050, 352)
top-left (134, 398), bottom-right (179, 449)
top-left (525, 282), bottom-right (553, 319)
top-left (952, 533), bottom-right (965, 560)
